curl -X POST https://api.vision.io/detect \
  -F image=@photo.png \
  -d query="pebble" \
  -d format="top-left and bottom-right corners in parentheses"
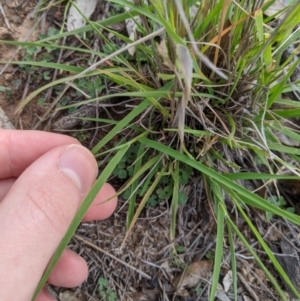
top-left (4, 73), bottom-right (13, 81)
top-left (10, 15), bottom-right (22, 26)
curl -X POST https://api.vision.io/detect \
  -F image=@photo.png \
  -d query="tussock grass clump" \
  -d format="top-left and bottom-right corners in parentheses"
top-left (2, 0), bottom-right (300, 300)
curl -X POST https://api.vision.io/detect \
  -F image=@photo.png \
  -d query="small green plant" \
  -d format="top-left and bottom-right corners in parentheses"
top-left (37, 97), bottom-right (45, 106)
top-left (102, 42), bottom-right (130, 64)
top-left (178, 190), bottom-right (188, 205)
top-left (113, 161), bottom-right (128, 179)
top-left (1, 79), bottom-right (21, 99)
top-left (0, 86), bottom-right (12, 100)
top-left (111, 144), bottom-right (137, 179)
top-left (195, 287), bottom-right (203, 295)
top-left (108, 3), bottom-right (124, 17)
top-left (74, 77), bottom-right (105, 98)
top-left (72, 131), bottom-right (90, 143)
top-left (146, 194), bottom-right (158, 206)
top-left (18, 26), bottom-right (61, 84)
top-left (97, 277), bottom-right (117, 301)
top-left (43, 71), bottom-right (51, 81)
top-left (176, 245), bottom-right (185, 254)
top-left (205, 250), bottom-right (215, 261)
top-left (266, 195), bottom-right (295, 221)
top-left (114, 143), bottom-right (193, 206)
top-left (0, 86), bottom-right (11, 92)
top-left (11, 79), bottom-right (21, 90)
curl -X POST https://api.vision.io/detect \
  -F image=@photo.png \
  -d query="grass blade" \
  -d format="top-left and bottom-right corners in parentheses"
top-left (209, 181), bottom-right (225, 301)
top-left (139, 137), bottom-right (300, 225)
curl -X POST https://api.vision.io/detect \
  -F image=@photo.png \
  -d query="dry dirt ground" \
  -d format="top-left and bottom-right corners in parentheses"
top-left (1, 2), bottom-right (300, 301)
top-left (0, 0), bottom-right (40, 129)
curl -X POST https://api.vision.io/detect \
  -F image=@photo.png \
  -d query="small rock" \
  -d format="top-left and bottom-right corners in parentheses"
top-left (173, 260), bottom-right (213, 290)
top-left (10, 16), bottom-right (22, 26)
top-left (4, 73), bottom-right (13, 81)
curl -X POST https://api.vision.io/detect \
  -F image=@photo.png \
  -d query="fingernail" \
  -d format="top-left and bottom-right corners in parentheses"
top-left (59, 144), bottom-right (96, 194)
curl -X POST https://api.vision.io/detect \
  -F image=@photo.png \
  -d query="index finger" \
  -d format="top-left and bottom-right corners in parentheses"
top-left (0, 129), bottom-right (79, 179)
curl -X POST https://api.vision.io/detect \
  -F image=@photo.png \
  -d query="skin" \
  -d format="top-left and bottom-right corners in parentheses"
top-left (0, 130), bottom-right (118, 301)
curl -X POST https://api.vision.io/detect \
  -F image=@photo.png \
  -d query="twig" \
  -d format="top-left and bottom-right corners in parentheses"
top-left (74, 234), bottom-right (152, 280)
top-left (29, 0), bottom-right (44, 19)
top-left (237, 272), bottom-right (260, 301)
top-left (0, 4), bottom-right (11, 29)
top-left (21, 73), bottom-right (32, 103)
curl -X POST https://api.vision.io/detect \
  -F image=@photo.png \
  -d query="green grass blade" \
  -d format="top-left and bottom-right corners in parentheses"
top-left (268, 142), bottom-right (300, 155)
top-left (15, 69), bottom-right (115, 113)
top-left (209, 182), bottom-right (225, 301)
top-left (269, 121), bottom-right (300, 144)
top-left (117, 154), bottom-right (162, 198)
top-left (232, 193), bottom-right (300, 299)
top-left (92, 99), bottom-right (151, 154)
top-left (226, 216), bottom-right (289, 301)
top-left (194, 1), bottom-right (223, 39)
top-left (5, 61), bottom-right (85, 73)
top-left (224, 173), bottom-right (300, 180)
top-left (170, 161), bottom-right (180, 240)
top-left (139, 138), bottom-right (300, 225)
top-left (227, 223), bottom-right (238, 301)
top-left (38, 11), bottom-right (139, 42)
top-left (267, 60), bottom-right (300, 109)
top-left (107, 0), bottom-right (183, 44)
top-left (126, 144), bottom-right (145, 229)
top-left (137, 159), bottom-right (163, 197)
top-left (126, 169), bottom-right (164, 233)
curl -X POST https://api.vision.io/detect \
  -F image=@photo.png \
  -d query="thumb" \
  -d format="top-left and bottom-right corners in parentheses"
top-left (0, 144), bottom-right (98, 301)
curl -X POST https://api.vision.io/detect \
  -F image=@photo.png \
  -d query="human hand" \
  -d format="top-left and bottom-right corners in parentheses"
top-left (0, 130), bottom-right (118, 301)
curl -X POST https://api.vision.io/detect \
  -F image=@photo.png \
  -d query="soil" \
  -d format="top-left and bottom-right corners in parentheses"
top-left (0, 0), bottom-right (40, 129)
top-left (1, 2), bottom-right (300, 301)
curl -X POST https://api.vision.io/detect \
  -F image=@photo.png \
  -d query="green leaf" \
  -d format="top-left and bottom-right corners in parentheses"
top-left (118, 169), bottom-right (127, 179)
top-left (209, 181), bottom-right (225, 301)
top-left (92, 100), bottom-right (151, 154)
top-left (126, 144), bottom-right (145, 228)
top-left (176, 245), bottom-right (185, 253)
top-left (178, 190), bottom-right (188, 205)
top-left (0, 86), bottom-right (10, 92)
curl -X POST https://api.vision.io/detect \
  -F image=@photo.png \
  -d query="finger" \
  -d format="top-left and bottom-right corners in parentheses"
top-left (83, 183), bottom-right (118, 221)
top-left (0, 129), bottom-right (79, 179)
top-left (0, 144), bottom-right (98, 301)
top-left (0, 178), bottom-right (16, 201)
top-left (0, 179), bottom-right (118, 221)
top-left (0, 180), bottom-right (116, 287)
top-left (47, 249), bottom-right (88, 287)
